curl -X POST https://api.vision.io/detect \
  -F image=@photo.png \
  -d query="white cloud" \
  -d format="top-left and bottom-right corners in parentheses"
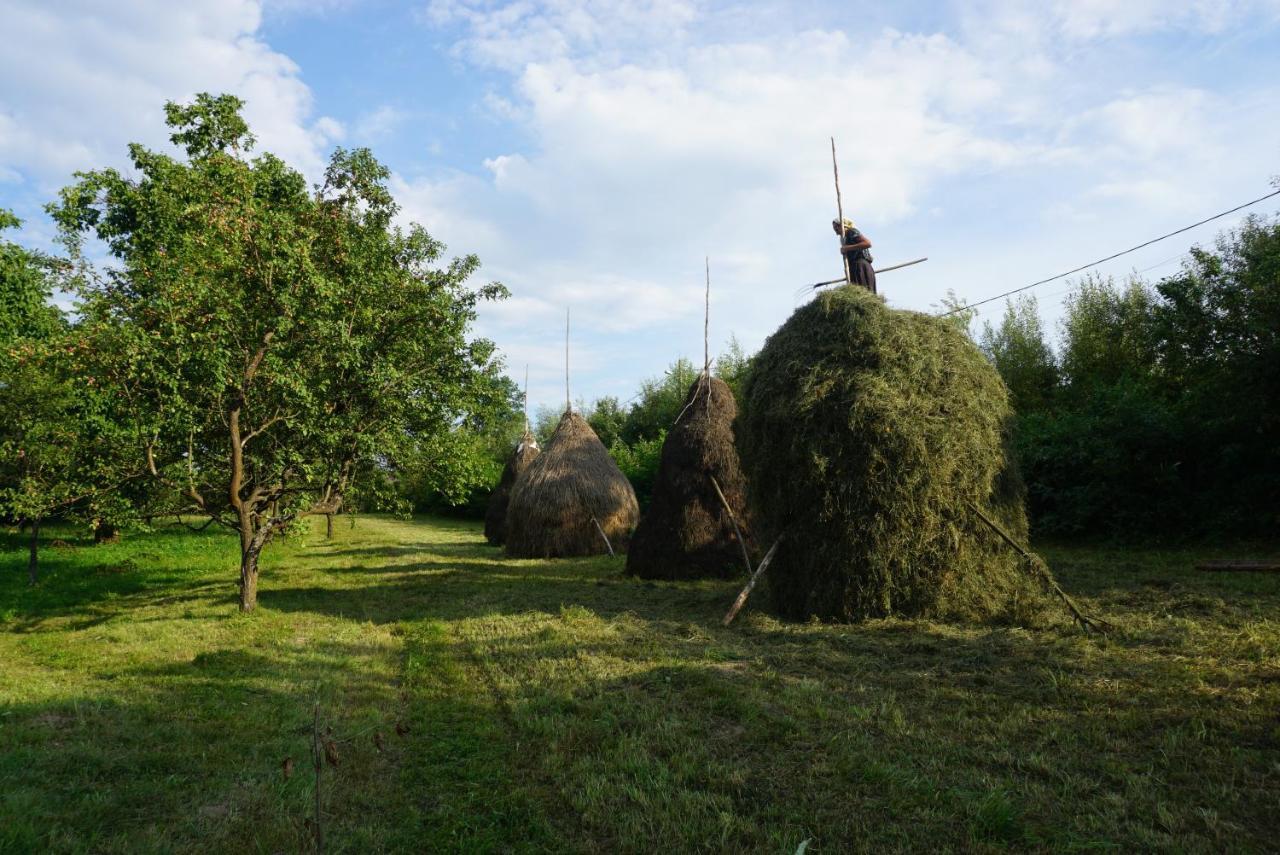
top-left (0, 0), bottom-right (340, 188)
top-left (407, 0), bottom-right (1280, 409)
top-left (353, 105), bottom-right (407, 142)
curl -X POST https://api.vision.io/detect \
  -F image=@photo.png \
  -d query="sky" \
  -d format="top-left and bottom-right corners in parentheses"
top-left (2, 0), bottom-right (1279, 413)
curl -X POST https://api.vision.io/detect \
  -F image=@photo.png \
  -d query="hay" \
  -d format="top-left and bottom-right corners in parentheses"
top-left (484, 431), bottom-right (541, 545)
top-left (626, 375), bottom-right (752, 580)
top-left (505, 410), bottom-right (640, 558)
top-left (737, 286), bottom-right (1042, 623)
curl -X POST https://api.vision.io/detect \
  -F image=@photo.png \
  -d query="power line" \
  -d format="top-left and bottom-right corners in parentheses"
top-left (942, 187), bottom-right (1280, 316)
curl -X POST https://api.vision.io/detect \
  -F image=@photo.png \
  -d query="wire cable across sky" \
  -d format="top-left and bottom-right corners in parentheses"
top-left (942, 187), bottom-right (1280, 316)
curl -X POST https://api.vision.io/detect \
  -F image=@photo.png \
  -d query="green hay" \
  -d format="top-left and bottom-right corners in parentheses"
top-left (737, 286), bottom-right (1042, 623)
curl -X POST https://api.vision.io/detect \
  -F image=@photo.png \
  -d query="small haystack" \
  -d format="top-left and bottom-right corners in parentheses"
top-left (505, 410), bottom-right (640, 558)
top-left (737, 286), bottom-right (1041, 623)
top-left (484, 431), bottom-right (541, 545)
top-left (627, 375), bottom-right (752, 580)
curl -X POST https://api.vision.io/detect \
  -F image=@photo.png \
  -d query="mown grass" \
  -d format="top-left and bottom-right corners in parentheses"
top-left (1, 517), bottom-right (1277, 853)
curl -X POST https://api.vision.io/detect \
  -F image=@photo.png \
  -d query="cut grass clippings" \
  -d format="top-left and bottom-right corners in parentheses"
top-left (1, 517), bottom-right (1278, 852)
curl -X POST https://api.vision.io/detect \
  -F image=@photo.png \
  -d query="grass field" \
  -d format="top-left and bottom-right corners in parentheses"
top-left (1, 516), bottom-right (1278, 853)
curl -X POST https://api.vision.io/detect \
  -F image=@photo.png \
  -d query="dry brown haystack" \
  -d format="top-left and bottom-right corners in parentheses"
top-left (626, 375), bottom-right (752, 580)
top-left (504, 410), bottom-right (640, 558)
top-left (484, 431), bottom-right (541, 545)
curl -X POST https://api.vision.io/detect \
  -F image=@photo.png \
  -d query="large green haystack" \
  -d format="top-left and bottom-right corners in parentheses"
top-left (505, 410), bottom-right (640, 558)
top-left (626, 375), bottom-right (751, 580)
top-left (738, 286), bottom-right (1037, 622)
top-left (484, 430), bottom-right (540, 546)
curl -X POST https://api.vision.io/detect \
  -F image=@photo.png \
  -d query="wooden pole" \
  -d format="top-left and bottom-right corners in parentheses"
top-left (808, 258), bottom-right (929, 291)
top-left (590, 516), bottom-right (615, 557)
top-left (967, 501), bottom-right (1111, 634)
top-left (709, 475), bottom-right (752, 579)
top-left (565, 307), bottom-right (570, 413)
top-left (704, 256), bottom-right (711, 376)
top-left (524, 364), bottom-right (530, 434)
top-left (723, 536), bottom-right (781, 626)
top-left (832, 137), bottom-right (851, 286)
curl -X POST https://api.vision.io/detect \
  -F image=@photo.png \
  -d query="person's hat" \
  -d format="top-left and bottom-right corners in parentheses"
top-left (832, 217), bottom-right (855, 230)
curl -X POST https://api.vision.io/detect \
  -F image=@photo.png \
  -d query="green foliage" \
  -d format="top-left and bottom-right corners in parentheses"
top-left (607, 432), bottom-right (665, 510)
top-left (48, 92), bottom-right (506, 606)
top-left (585, 396), bottom-right (625, 449)
top-left (979, 295), bottom-right (1059, 413)
top-left (713, 333), bottom-right (753, 401)
top-left (619, 357), bottom-right (699, 444)
top-left (1059, 275), bottom-right (1157, 390)
top-left (988, 214), bottom-right (1280, 539)
top-left (0, 211), bottom-right (62, 346)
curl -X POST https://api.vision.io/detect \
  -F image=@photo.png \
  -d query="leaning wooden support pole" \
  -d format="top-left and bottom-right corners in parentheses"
top-left (967, 502), bottom-right (1112, 634)
top-left (590, 516), bottom-right (615, 557)
top-left (723, 536), bottom-right (781, 626)
top-left (709, 475), bottom-right (753, 578)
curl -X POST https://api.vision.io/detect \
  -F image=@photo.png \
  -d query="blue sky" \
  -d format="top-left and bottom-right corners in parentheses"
top-left (3, 0), bottom-right (1279, 412)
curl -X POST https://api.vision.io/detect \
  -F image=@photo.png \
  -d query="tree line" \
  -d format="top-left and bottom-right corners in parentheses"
top-left (976, 206), bottom-right (1279, 539)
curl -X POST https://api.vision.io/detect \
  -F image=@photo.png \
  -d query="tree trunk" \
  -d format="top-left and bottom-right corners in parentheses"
top-left (239, 540), bottom-right (260, 612)
top-left (325, 513), bottom-right (334, 540)
top-left (94, 520), bottom-right (120, 544)
top-left (27, 519), bottom-right (40, 585)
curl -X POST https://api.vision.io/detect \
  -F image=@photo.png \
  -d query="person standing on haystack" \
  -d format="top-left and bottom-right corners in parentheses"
top-left (833, 218), bottom-right (876, 294)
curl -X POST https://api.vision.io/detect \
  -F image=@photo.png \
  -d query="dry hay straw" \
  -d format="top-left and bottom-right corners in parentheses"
top-left (484, 431), bottom-right (541, 545)
top-left (627, 375), bottom-right (752, 580)
top-left (505, 410), bottom-right (640, 558)
top-left (738, 286), bottom-right (1042, 623)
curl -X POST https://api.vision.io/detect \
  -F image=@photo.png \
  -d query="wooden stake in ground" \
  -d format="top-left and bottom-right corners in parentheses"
top-left (832, 137), bottom-right (851, 286)
top-left (524, 364), bottom-right (530, 434)
top-left (723, 536), bottom-right (782, 626)
top-left (565, 308), bottom-right (571, 412)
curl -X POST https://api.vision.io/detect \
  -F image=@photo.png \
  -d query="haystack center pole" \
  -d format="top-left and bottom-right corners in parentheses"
top-left (832, 137), bottom-right (851, 286)
top-left (523, 364), bottom-right (530, 434)
top-left (704, 256), bottom-right (711, 375)
top-left (565, 307), bottom-right (571, 413)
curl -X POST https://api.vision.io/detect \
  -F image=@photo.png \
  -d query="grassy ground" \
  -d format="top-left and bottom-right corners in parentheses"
top-left (1, 517), bottom-right (1278, 853)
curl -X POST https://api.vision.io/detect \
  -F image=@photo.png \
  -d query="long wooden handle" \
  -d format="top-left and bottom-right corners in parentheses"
top-left (832, 137), bottom-right (850, 286)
